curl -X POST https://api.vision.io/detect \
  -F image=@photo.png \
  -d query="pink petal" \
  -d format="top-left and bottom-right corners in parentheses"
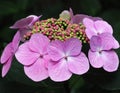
top-left (10, 17), bottom-right (34, 29)
top-left (19, 29), bottom-right (31, 42)
top-left (48, 38), bottom-right (82, 61)
top-left (113, 38), bottom-right (120, 49)
top-left (103, 50), bottom-right (119, 72)
top-left (68, 52), bottom-right (89, 75)
top-left (71, 14), bottom-right (102, 24)
top-left (43, 55), bottom-right (50, 69)
top-left (12, 31), bottom-right (21, 52)
top-left (90, 36), bottom-right (102, 51)
top-left (83, 18), bottom-right (97, 39)
top-left (27, 15), bottom-right (41, 26)
top-left (88, 49), bottom-right (104, 68)
top-left (71, 14), bottom-right (88, 24)
top-left (85, 29), bottom-right (97, 39)
top-left (89, 16), bottom-right (102, 21)
top-left (29, 33), bottom-right (50, 54)
top-left (99, 33), bottom-right (119, 50)
top-left (1, 43), bottom-right (12, 64)
top-left (64, 38), bottom-right (82, 56)
top-left (2, 56), bottom-right (12, 77)
top-left (48, 59), bottom-right (72, 82)
top-left (90, 33), bottom-right (120, 51)
top-left (24, 58), bottom-right (48, 82)
top-left (95, 20), bottom-right (113, 34)
top-left (48, 40), bottom-right (65, 61)
top-left (15, 42), bottom-right (39, 65)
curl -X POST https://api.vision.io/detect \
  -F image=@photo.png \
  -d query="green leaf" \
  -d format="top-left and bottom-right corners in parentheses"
top-left (41, 1), bottom-right (63, 19)
top-left (114, 21), bottom-right (120, 42)
top-left (79, 0), bottom-right (101, 15)
top-left (100, 9), bottom-right (120, 25)
top-left (85, 69), bottom-right (120, 90)
top-left (0, 78), bottom-right (7, 93)
top-left (0, 1), bottom-right (18, 15)
top-left (16, 0), bottom-right (28, 10)
top-left (69, 75), bottom-right (84, 93)
top-left (0, 28), bottom-right (14, 42)
top-left (0, 77), bottom-right (39, 93)
top-left (99, 70), bottom-right (120, 90)
top-left (114, 22), bottom-right (120, 60)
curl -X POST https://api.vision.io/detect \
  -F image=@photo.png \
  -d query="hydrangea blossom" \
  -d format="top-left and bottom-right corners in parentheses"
top-left (15, 33), bottom-right (49, 81)
top-left (0, 31), bottom-right (20, 77)
top-left (83, 18), bottom-right (119, 72)
top-left (89, 33), bottom-right (119, 72)
top-left (0, 9), bottom-right (119, 82)
top-left (47, 38), bottom-right (89, 82)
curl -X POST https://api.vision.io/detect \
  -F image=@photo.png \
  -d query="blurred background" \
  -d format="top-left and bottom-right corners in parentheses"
top-left (0, 0), bottom-right (120, 93)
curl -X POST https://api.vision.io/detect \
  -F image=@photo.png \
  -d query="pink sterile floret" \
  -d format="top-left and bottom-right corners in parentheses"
top-left (15, 33), bottom-right (49, 82)
top-left (0, 31), bottom-right (20, 77)
top-left (47, 38), bottom-right (89, 82)
top-left (88, 33), bottom-right (119, 72)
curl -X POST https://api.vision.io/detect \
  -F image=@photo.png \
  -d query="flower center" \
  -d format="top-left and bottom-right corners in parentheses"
top-left (64, 56), bottom-right (68, 61)
top-left (24, 18), bottom-right (89, 43)
top-left (99, 50), bottom-right (102, 54)
top-left (40, 54), bottom-right (43, 58)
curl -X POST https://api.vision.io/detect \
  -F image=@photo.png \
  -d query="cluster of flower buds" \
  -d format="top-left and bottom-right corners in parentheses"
top-left (0, 9), bottom-right (119, 82)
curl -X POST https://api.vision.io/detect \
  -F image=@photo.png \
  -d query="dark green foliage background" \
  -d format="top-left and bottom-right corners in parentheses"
top-left (0, 0), bottom-right (120, 93)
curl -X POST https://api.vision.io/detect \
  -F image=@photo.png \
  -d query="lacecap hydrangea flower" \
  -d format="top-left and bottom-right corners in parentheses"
top-left (83, 18), bottom-right (119, 72)
top-left (0, 8), bottom-right (119, 82)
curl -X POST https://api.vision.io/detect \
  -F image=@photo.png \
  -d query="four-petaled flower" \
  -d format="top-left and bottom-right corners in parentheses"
top-left (0, 31), bottom-right (20, 77)
top-left (89, 33), bottom-right (119, 72)
top-left (83, 18), bottom-right (119, 72)
top-left (48, 38), bottom-right (89, 82)
top-left (15, 33), bottom-right (49, 81)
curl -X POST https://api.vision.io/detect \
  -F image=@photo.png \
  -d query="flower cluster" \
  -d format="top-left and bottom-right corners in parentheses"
top-left (0, 9), bottom-right (119, 82)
